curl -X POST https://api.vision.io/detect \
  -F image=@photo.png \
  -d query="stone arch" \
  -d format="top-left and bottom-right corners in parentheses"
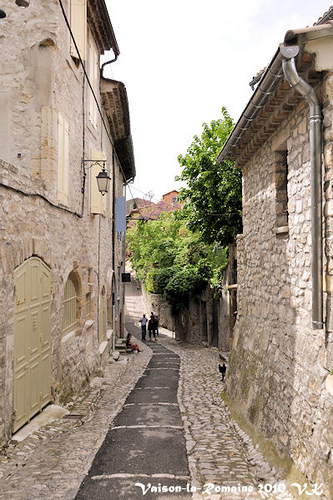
top-left (61, 268), bottom-right (83, 335)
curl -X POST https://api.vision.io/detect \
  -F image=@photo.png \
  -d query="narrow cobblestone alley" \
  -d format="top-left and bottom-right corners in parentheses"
top-left (0, 277), bottom-right (296, 500)
top-left (75, 341), bottom-right (190, 500)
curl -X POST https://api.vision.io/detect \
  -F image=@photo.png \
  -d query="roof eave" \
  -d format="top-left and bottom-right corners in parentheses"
top-left (217, 48), bottom-right (283, 165)
top-left (88, 0), bottom-right (120, 55)
top-left (101, 77), bottom-right (136, 181)
top-left (217, 19), bottom-right (333, 166)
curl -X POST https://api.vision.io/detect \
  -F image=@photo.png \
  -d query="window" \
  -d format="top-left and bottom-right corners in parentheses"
top-left (57, 113), bottom-right (69, 205)
top-left (88, 38), bottom-right (98, 127)
top-left (85, 292), bottom-right (92, 321)
top-left (70, 0), bottom-right (87, 62)
top-left (62, 275), bottom-right (79, 335)
top-left (90, 149), bottom-right (106, 215)
top-left (274, 151), bottom-right (289, 234)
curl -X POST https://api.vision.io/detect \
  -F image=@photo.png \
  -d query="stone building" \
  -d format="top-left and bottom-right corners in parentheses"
top-left (0, 1), bottom-right (135, 444)
top-left (217, 8), bottom-right (333, 496)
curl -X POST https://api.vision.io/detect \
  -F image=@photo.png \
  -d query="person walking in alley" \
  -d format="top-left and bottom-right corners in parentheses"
top-left (148, 315), bottom-right (157, 341)
top-left (139, 314), bottom-right (147, 341)
top-left (155, 314), bottom-right (159, 336)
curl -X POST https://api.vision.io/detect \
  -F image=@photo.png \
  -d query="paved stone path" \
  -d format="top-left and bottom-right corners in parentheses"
top-left (75, 342), bottom-right (190, 499)
top-left (0, 277), bottom-right (296, 499)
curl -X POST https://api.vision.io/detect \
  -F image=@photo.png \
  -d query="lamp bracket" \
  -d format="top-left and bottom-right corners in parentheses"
top-left (82, 159), bottom-right (107, 171)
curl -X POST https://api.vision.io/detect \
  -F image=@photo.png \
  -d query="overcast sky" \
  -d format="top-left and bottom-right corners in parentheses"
top-left (104, 1), bottom-right (331, 202)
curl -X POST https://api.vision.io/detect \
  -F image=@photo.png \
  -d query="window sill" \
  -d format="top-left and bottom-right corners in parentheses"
top-left (273, 226), bottom-right (289, 236)
top-left (61, 328), bottom-right (80, 342)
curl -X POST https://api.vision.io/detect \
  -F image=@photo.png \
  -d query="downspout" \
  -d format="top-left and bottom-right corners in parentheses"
top-left (280, 45), bottom-right (323, 329)
top-left (112, 149), bottom-right (116, 350)
top-left (100, 52), bottom-right (118, 78)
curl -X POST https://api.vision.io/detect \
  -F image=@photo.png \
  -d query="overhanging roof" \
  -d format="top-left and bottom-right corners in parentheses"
top-left (88, 0), bottom-right (120, 55)
top-left (101, 77), bottom-right (136, 181)
top-left (217, 12), bottom-right (333, 167)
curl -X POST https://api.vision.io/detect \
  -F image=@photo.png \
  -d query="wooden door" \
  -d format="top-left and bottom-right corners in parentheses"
top-left (13, 257), bottom-right (52, 432)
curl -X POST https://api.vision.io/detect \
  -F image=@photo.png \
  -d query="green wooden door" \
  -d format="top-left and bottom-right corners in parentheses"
top-left (13, 257), bottom-right (52, 432)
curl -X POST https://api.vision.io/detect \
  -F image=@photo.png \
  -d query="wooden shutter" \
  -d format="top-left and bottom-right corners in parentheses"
top-left (57, 113), bottom-right (69, 205)
top-left (90, 150), bottom-right (107, 215)
top-left (88, 42), bottom-right (98, 127)
top-left (70, 0), bottom-right (87, 61)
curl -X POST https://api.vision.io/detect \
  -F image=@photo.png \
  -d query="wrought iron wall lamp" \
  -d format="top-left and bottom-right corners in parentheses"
top-left (82, 159), bottom-right (111, 196)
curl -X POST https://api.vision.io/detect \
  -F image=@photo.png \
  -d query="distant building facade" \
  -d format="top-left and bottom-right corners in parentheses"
top-left (0, 0), bottom-right (135, 443)
top-left (162, 190), bottom-right (180, 207)
top-left (126, 190), bottom-right (181, 225)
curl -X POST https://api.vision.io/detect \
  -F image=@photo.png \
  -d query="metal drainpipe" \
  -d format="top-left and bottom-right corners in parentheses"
top-left (100, 53), bottom-right (118, 78)
top-left (280, 45), bottom-right (323, 329)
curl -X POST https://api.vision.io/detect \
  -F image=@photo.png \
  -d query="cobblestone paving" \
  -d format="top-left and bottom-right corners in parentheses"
top-left (157, 334), bottom-right (296, 500)
top-left (0, 277), bottom-right (297, 500)
top-left (0, 334), bottom-right (296, 500)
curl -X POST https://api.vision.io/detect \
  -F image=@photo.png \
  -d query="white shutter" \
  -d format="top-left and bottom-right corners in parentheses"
top-left (88, 43), bottom-right (98, 127)
top-left (70, 0), bottom-right (87, 61)
top-left (90, 150), bottom-right (106, 215)
top-left (57, 113), bottom-right (69, 205)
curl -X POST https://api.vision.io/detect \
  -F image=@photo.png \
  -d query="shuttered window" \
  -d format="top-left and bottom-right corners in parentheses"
top-left (62, 276), bottom-right (79, 336)
top-left (274, 151), bottom-right (289, 234)
top-left (70, 0), bottom-right (87, 61)
top-left (88, 40), bottom-right (98, 127)
top-left (90, 149), bottom-right (106, 215)
top-left (57, 113), bottom-right (69, 206)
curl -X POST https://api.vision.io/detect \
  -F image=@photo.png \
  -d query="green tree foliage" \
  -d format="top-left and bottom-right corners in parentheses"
top-left (176, 107), bottom-right (242, 245)
top-left (127, 211), bottom-right (227, 311)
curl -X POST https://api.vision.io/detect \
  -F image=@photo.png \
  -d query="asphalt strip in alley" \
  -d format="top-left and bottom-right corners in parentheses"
top-left (75, 342), bottom-right (191, 500)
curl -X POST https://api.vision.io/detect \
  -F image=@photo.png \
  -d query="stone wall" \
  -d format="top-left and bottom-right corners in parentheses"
top-left (0, 157), bottom-right (125, 444)
top-left (218, 244), bottom-right (238, 352)
top-left (142, 287), bottom-right (175, 332)
top-left (0, 1), bottom-right (127, 444)
top-left (226, 80), bottom-right (333, 495)
top-left (141, 243), bottom-right (237, 350)
top-left (142, 284), bottom-right (233, 348)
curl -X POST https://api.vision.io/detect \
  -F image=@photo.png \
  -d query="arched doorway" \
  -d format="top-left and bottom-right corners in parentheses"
top-left (13, 257), bottom-right (52, 432)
